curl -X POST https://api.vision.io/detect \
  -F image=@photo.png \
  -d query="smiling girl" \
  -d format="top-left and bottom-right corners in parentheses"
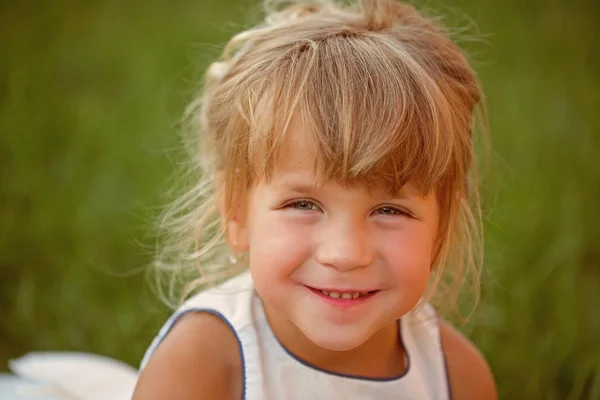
top-left (133, 0), bottom-right (497, 398)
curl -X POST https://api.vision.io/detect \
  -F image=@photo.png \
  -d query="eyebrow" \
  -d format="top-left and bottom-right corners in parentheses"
top-left (272, 179), bottom-right (412, 199)
top-left (274, 182), bottom-right (321, 194)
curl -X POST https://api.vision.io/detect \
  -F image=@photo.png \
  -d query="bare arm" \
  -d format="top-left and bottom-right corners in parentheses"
top-left (133, 312), bottom-right (243, 400)
top-left (439, 319), bottom-right (497, 400)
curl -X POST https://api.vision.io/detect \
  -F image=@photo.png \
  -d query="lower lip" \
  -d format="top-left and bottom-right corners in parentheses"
top-left (306, 287), bottom-right (378, 307)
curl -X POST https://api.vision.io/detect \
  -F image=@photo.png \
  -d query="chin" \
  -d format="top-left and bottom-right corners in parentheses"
top-left (302, 325), bottom-right (372, 352)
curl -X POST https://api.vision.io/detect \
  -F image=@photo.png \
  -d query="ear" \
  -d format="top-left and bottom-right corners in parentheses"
top-left (227, 217), bottom-right (249, 254)
top-left (216, 172), bottom-right (249, 254)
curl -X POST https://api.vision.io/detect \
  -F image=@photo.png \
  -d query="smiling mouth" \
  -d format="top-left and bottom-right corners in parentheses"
top-left (306, 286), bottom-right (380, 303)
top-left (318, 289), bottom-right (377, 299)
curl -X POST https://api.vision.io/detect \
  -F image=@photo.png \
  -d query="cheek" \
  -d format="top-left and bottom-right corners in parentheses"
top-left (247, 214), bottom-right (313, 277)
top-left (378, 226), bottom-right (435, 284)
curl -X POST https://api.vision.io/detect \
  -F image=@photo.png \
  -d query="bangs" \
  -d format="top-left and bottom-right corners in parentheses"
top-left (244, 33), bottom-right (461, 195)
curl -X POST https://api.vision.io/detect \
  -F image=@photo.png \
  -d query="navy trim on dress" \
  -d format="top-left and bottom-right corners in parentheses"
top-left (271, 319), bottom-right (411, 382)
top-left (438, 319), bottom-right (453, 400)
top-left (148, 308), bottom-right (247, 400)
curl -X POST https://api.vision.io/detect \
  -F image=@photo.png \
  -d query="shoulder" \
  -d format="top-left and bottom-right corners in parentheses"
top-left (133, 312), bottom-right (243, 400)
top-left (438, 319), bottom-right (497, 400)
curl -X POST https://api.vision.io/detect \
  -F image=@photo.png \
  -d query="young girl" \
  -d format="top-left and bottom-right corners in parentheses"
top-left (3, 0), bottom-right (495, 398)
top-left (133, 0), bottom-right (496, 398)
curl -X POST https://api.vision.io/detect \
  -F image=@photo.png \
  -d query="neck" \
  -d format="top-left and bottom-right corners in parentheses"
top-left (262, 303), bottom-right (406, 379)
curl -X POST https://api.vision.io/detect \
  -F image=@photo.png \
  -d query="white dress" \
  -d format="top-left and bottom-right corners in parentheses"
top-left (141, 271), bottom-right (451, 400)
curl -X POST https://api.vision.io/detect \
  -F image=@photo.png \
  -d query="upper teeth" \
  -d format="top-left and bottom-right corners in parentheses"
top-left (321, 290), bottom-right (369, 299)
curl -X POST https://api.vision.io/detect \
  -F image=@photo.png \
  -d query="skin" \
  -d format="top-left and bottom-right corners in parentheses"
top-left (133, 313), bottom-right (243, 400)
top-left (133, 133), bottom-right (497, 399)
top-left (440, 320), bottom-right (498, 400)
top-left (234, 134), bottom-right (439, 378)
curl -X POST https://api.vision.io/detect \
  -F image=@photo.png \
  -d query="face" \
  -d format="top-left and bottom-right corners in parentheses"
top-left (229, 135), bottom-right (440, 352)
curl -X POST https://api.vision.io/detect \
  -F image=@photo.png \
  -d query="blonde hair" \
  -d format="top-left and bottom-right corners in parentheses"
top-left (155, 0), bottom-right (485, 315)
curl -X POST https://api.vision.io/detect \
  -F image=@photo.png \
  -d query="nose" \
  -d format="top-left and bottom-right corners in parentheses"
top-left (315, 219), bottom-right (374, 272)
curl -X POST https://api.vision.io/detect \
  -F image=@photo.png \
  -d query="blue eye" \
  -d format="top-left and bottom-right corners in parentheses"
top-left (288, 200), bottom-right (320, 211)
top-left (376, 206), bottom-right (409, 217)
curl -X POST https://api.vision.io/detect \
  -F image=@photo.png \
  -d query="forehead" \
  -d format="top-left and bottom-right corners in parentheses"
top-left (234, 31), bottom-right (468, 201)
top-left (265, 126), bottom-right (421, 197)
top-left (276, 123), bottom-right (315, 171)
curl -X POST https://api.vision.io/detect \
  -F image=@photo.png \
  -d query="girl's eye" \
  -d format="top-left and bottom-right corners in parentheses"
top-left (375, 206), bottom-right (410, 217)
top-left (288, 200), bottom-right (321, 211)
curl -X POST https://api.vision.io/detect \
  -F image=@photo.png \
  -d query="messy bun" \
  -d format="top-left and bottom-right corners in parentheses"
top-left (361, 0), bottom-right (420, 30)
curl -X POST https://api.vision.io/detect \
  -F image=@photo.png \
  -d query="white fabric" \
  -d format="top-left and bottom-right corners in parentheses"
top-left (3, 352), bottom-right (138, 400)
top-left (141, 272), bottom-right (451, 400)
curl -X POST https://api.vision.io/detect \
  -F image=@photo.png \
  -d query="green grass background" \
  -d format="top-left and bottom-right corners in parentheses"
top-left (1, 0), bottom-right (599, 398)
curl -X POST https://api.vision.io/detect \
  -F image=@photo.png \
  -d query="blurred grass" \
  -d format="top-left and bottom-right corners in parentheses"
top-left (1, 0), bottom-right (598, 398)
